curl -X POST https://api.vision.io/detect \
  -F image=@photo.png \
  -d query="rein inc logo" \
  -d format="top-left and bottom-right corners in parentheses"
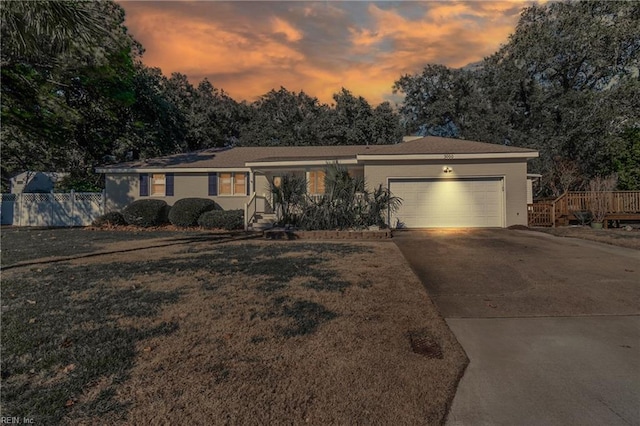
top-left (1, 418), bottom-right (34, 424)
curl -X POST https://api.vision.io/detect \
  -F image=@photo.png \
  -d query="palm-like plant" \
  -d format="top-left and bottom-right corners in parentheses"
top-left (367, 184), bottom-right (402, 227)
top-left (268, 163), bottom-right (403, 231)
top-left (268, 174), bottom-right (307, 226)
top-left (302, 163), bottom-right (402, 230)
top-left (1, 0), bottom-right (107, 63)
top-left (320, 162), bottom-right (366, 229)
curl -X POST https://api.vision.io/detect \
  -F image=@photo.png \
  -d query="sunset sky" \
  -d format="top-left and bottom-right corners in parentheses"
top-left (119, 1), bottom-right (541, 105)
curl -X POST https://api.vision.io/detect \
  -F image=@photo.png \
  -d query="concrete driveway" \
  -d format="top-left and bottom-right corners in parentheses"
top-left (394, 229), bottom-right (640, 426)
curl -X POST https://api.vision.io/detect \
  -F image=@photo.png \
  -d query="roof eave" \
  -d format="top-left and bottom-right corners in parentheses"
top-left (96, 167), bottom-right (251, 174)
top-left (244, 158), bottom-right (360, 167)
top-left (357, 152), bottom-right (539, 161)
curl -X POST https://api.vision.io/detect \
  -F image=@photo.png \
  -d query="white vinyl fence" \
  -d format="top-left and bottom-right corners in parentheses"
top-left (0, 192), bottom-right (105, 227)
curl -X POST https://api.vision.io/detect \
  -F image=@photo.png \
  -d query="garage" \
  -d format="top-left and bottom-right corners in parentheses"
top-left (389, 177), bottom-right (504, 228)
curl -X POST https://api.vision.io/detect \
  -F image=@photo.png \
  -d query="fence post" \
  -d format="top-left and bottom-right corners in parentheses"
top-left (17, 193), bottom-right (21, 226)
top-left (49, 191), bottom-right (54, 227)
top-left (71, 190), bottom-right (75, 227)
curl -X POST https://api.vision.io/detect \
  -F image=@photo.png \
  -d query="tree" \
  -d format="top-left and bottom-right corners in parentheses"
top-left (613, 128), bottom-right (640, 190)
top-left (119, 64), bottom-right (188, 160)
top-left (238, 87), bottom-right (325, 146)
top-left (548, 157), bottom-right (584, 198)
top-left (371, 102), bottom-right (404, 145)
top-left (1, 0), bottom-right (143, 190)
top-left (393, 65), bottom-right (471, 138)
top-left (394, 0), bottom-right (640, 194)
top-left (239, 86), bottom-right (402, 147)
top-left (1, 0), bottom-right (107, 63)
top-left (331, 88), bottom-right (374, 144)
top-left (186, 79), bottom-right (247, 150)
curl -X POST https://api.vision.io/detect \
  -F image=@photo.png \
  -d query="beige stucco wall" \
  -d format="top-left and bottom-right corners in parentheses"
top-left (105, 173), bottom-right (139, 211)
top-left (364, 159), bottom-right (529, 227)
top-left (104, 172), bottom-right (249, 212)
top-left (254, 174), bottom-right (274, 197)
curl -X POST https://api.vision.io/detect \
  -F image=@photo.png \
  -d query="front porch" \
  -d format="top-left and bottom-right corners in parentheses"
top-left (244, 165), bottom-right (365, 230)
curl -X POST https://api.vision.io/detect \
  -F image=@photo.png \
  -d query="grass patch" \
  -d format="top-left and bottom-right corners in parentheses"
top-left (1, 266), bottom-right (181, 424)
top-left (52, 243), bottom-right (370, 294)
top-left (1, 231), bottom-right (467, 425)
top-left (530, 226), bottom-right (640, 250)
top-left (275, 297), bottom-right (338, 337)
top-left (0, 227), bottom-right (208, 266)
top-left (1, 242), bottom-right (363, 423)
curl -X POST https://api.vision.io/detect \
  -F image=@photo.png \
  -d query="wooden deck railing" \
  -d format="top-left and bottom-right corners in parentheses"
top-left (528, 191), bottom-right (640, 227)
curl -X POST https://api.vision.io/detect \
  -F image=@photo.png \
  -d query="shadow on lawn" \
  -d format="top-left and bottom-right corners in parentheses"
top-left (1, 242), bottom-right (371, 424)
top-left (1, 267), bottom-right (181, 424)
top-left (1, 228), bottom-right (213, 266)
top-left (1, 231), bottom-right (263, 270)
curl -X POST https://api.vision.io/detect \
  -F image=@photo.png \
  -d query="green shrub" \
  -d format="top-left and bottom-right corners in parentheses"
top-left (122, 199), bottom-right (170, 227)
top-left (92, 211), bottom-right (126, 227)
top-left (269, 163), bottom-right (402, 230)
top-left (168, 198), bottom-right (218, 227)
top-left (198, 210), bottom-right (244, 230)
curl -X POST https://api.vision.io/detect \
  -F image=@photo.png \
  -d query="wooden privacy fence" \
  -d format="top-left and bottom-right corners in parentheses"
top-left (528, 191), bottom-right (640, 227)
top-left (0, 192), bottom-right (105, 227)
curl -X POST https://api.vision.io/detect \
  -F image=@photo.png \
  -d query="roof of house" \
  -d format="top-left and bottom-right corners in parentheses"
top-left (96, 136), bottom-right (537, 171)
top-left (373, 136), bottom-right (536, 155)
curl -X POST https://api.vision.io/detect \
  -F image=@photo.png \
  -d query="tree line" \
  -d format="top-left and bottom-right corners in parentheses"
top-left (2, 0), bottom-right (638, 193)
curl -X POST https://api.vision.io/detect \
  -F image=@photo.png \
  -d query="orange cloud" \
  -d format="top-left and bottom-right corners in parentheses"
top-left (120, 1), bottom-right (533, 105)
top-left (271, 17), bottom-right (303, 42)
top-left (124, 6), bottom-right (305, 77)
top-left (357, 2), bottom-right (521, 69)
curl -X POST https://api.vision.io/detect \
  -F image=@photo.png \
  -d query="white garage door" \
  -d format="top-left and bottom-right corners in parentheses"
top-left (389, 178), bottom-right (504, 228)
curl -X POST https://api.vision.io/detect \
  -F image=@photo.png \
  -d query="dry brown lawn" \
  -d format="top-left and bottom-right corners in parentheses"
top-left (1, 229), bottom-right (467, 425)
top-left (531, 225), bottom-right (640, 250)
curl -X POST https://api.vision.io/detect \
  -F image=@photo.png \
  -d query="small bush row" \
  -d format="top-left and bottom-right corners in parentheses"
top-left (93, 198), bottom-right (244, 230)
top-left (92, 211), bottom-right (127, 227)
top-left (122, 199), bottom-right (170, 227)
top-left (168, 198), bottom-right (219, 227)
top-left (198, 210), bottom-right (244, 230)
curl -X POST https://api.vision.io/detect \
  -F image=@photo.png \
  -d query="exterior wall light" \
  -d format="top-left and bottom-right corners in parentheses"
top-left (443, 166), bottom-right (453, 173)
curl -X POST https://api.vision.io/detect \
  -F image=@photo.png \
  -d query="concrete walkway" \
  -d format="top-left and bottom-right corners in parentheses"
top-left (393, 229), bottom-right (640, 426)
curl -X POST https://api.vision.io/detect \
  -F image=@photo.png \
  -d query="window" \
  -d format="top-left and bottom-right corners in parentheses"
top-left (217, 172), bottom-right (248, 196)
top-left (151, 174), bottom-right (165, 196)
top-left (219, 172), bottom-right (232, 195)
top-left (234, 173), bottom-right (246, 195)
top-left (308, 170), bottom-right (326, 194)
top-left (140, 173), bottom-right (173, 197)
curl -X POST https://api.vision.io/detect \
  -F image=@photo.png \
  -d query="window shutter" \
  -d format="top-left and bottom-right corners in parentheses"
top-left (208, 172), bottom-right (218, 196)
top-left (139, 174), bottom-right (149, 196)
top-left (165, 173), bottom-right (174, 196)
top-left (245, 172), bottom-right (250, 195)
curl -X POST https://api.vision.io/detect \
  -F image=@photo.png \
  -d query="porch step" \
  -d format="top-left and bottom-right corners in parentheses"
top-left (250, 222), bottom-right (275, 231)
top-left (249, 213), bottom-right (277, 231)
top-left (255, 213), bottom-right (276, 221)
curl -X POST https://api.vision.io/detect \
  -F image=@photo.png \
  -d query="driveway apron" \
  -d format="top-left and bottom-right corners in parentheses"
top-left (394, 229), bottom-right (640, 426)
